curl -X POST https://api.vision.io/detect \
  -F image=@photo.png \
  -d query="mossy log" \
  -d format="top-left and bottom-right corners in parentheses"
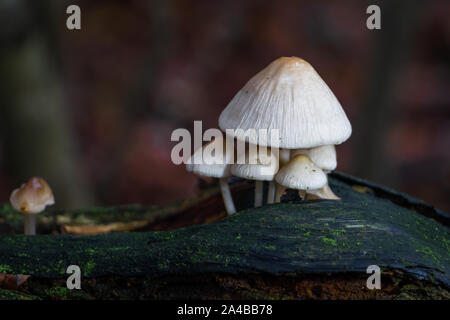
top-left (0, 173), bottom-right (448, 300)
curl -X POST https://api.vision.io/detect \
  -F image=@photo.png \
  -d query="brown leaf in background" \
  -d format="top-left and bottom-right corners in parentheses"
top-left (62, 220), bottom-right (149, 235)
top-left (0, 273), bottom-right (30, 290)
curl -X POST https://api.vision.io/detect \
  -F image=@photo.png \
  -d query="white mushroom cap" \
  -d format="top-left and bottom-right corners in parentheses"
top-left (231, 147), bottom-right (279, 181)
top-left (186, 136), bottom-right (232, 178)
top-left (10, 177), bottom-right (55, 214)
top-left (292, 145), bottom-right (337, 171)
top-left (219, 57), bottom-right (352, 149)
top-left (275, 154), bottom-right (327, 190)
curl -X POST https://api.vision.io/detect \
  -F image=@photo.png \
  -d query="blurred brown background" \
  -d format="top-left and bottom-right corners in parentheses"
top-left (0, 0), bottom-right (449, 211)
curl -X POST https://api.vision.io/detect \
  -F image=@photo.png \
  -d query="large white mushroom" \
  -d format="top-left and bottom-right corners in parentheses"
top-left (186, 135), bottom-right (236, 215)
top-left (218, 57), bottom-right (351, 149)
top-left (218, 57), bottom-right (351, 201)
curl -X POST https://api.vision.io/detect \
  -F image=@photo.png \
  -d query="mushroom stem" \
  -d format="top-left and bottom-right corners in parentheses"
top-left (219, 178), bottom-right (236, 215)
top-left (275, 184), bottom-right (286, 202)
top-left (267, 181), bottom-right (276, 204)
top-left (279, 149), bottom-right (291, 165)
top-left (275, 148), bottom-right (291, 203)
top-left (306, 183), bottom-right (340, 200)
top-left (298, 190), bottom-right (306, 199)
top-left (24, 214), bottom-right (36, 235)
top-left (254, 180), bottom-right (263, 207)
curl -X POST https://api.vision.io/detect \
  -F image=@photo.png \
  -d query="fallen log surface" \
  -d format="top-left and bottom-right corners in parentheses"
top-left (0, 173), bottom-right (448, 299)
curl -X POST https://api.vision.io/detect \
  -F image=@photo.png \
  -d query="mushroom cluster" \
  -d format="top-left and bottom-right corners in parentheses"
top-left (187, 56), bottom-right (351, 214)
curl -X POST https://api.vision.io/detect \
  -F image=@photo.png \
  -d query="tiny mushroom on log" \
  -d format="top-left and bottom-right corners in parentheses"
top-left (219, 56), bottom-right (351, 202)
top-left (9, 177), bottom-right (55, 235)
top-left (187, 135), bottom-right (236, 215)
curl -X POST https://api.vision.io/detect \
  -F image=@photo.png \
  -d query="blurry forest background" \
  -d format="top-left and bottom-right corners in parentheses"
top-left (0, 0), bottom-right (449, 211)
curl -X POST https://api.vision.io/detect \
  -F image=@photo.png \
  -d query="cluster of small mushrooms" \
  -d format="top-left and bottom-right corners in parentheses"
top-left (9, 177), bottom-right (55, 235)
top-left (6, 57), bottom-right (351, 234)
top-left (187, 57), bottom-right (352, 215)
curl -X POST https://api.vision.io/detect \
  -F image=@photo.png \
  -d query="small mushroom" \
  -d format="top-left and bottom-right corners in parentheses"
top-left (275, 155), bottom-right (327, 202)
top-left (292, 145), bottom-right (340, 199)
top-left (187, 136), bottom-right (236, 215)
top-left (231, 145), bottom-right (278, 207)
top-left (292, 145), bottom-right (337, 172)
top-left (10, 177), bottom-right (55, 235)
